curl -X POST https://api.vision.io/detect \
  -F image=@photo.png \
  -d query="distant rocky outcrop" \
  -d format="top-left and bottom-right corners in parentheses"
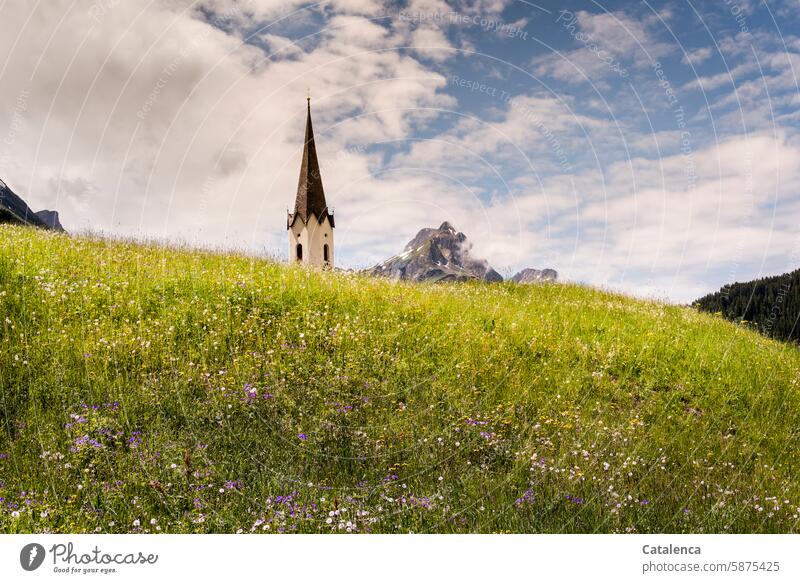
top-left (34, 209), bottom-right (65, 232)
top-left (366, 221), bottom-right (503, 283)
top-left (0, 178), bottom-right (64, 231)
top-left (511, 268), bottom-right (558, 283)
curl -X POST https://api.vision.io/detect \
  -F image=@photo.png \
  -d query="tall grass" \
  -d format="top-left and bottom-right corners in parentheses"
top-left (0, 224), bottom-right (798, 533)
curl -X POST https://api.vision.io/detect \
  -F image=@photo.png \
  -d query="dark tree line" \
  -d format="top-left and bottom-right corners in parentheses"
top-left (694, 269), bottom-right (800, 343)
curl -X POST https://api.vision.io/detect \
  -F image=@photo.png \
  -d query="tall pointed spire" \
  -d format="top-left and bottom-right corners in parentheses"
top-left (289, 97), bottom-right (333, 227)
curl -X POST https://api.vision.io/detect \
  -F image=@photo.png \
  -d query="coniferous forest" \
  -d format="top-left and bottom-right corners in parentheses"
top-left (694, 269), bottom-right (800, 343)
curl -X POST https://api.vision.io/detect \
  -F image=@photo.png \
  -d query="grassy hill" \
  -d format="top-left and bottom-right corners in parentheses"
top-left (0, 224), bottom-right (799, 534)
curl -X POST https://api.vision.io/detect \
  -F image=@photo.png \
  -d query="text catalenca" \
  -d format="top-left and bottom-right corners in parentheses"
top-left (642, 544), bottom-right (701, 555)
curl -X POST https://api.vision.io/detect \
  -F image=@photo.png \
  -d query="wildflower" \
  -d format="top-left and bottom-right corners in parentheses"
top-left (127, 431), bottom-right (142, 448)
top-left (515, 488), bottom-right (535, 507)
top-left (72, 435), bottom-right (102, 450)
top-left (297, 433), bottom-right (308, 441)
top-left (133, 519), bottom-right (140, 527)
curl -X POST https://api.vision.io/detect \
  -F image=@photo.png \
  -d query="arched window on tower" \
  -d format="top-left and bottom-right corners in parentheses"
top-left (296, 243), bottom-right (303, 261)
top-left (323, 244), bottom-right (329, 263)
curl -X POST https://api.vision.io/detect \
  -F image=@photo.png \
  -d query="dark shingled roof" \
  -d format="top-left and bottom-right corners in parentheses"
top-left (288, 99), bottom-right (334, 228)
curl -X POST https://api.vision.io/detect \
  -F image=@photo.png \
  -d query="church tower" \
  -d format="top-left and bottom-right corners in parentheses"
top-left (288, 97), bottom-right (334, 268)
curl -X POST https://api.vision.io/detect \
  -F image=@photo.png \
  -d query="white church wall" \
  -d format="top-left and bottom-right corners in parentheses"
top-left (288, 219), bottom-right (308, 263)
top-left (288, 214), bottom-right (333, 267)
top-left (308, 215), bottom-right (333, 267)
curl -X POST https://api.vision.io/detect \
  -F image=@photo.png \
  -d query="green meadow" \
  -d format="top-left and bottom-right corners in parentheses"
top-left (0, 223), bottom-right (798, 533)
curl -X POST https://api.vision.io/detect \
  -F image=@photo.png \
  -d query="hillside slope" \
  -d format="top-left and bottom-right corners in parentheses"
top-left (0, 224), bottom-right (799, 533)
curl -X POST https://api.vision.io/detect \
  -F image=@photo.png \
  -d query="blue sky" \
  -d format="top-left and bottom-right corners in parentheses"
top-left (1, 0), bottom-right (800, 301)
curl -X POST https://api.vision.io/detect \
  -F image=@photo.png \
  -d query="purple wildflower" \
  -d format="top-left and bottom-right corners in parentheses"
top-left (515, 488), bottom-right (535, 507)
top-left (243, 383), bottom-right (258, 402)
top-left (72, 435), bottom-right (103, 451)
top-left (127, 431), bottom-right (142, 448)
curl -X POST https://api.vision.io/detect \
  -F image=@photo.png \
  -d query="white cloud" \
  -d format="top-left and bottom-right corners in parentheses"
top-left (476, 132), bottom-right (800, 302)
top-left (409, 25), bottom-right (455, 62)
top-left (681, 46), bottom-right (713, 66)
top-left (533, 9), bottom-right (673, 87)
top-left (681, 61), bottom-right (758, 92)
top-left (0, 0), bottom-right (451, 254)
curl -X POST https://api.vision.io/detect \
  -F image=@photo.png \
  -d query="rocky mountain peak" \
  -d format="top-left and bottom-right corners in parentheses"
top-left (367, 222), bottom-right (503, 283)
top-left (511, 268), bottom-right (558, 283)
top-left (35, 210), bottom-right (65, 232)
top-left (0, 178), bottom-right (64, 232)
